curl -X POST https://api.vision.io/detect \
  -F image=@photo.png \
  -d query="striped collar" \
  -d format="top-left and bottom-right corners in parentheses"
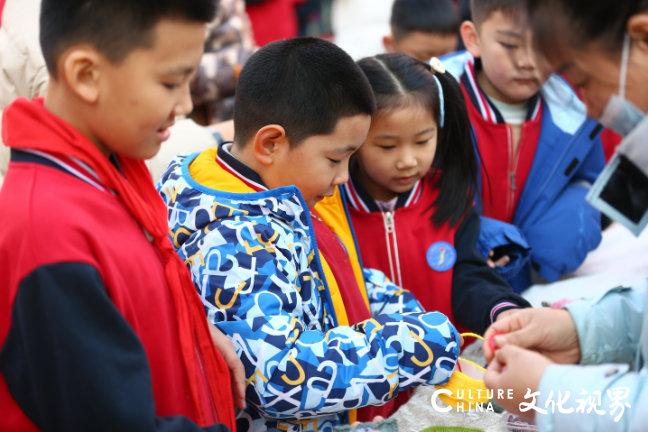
top-left (215, 142), bottom-right (268, 192)
top-left (461, 58), bottom-right (541, 125)
top-left (344, 172), bottom-right (423, 213)
top-left (11, 148), bottom-right (116, 194)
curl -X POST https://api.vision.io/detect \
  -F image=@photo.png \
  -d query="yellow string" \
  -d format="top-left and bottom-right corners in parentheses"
top-left (460, 332), bottom-right (484, 341)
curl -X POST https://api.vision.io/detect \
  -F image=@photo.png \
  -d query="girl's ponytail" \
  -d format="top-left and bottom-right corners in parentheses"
top-left (428, 68), bottom-right (479, 227)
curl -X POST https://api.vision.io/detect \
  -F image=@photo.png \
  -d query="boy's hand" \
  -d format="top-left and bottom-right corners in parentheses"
top-left (487, 250), bottom-right (510, 268)
top-left (209, 322), bottom-right (247, 410)
top-left (484, 345), bottom-right (553, 420)
top-left (482, 308), bottom-right (581, 365)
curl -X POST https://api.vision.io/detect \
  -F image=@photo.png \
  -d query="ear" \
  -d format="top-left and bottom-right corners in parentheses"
top-left (252, 125), bottom-right (289, 166)
top-left (460, 21), bottom-right (482, 58)
top-left (383, 35), bottom-right (396, 53)
top-left (628, 11), bottom-right (648, 54)
top-left (59, 45), bottom-right (102, 104)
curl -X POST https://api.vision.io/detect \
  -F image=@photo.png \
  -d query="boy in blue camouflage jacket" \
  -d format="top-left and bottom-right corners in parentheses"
top-left (158, 37), bottom-right (461, 432)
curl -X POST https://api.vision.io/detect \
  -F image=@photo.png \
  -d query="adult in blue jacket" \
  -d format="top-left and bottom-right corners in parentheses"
top-left (482, 0), bottom-right (648, 430)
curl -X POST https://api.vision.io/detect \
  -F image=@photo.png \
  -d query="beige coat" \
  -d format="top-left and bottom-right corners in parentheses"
top-left (0, 0), bottom-right (220, 190)
top-left (0, 0), bottom-right (48, 189)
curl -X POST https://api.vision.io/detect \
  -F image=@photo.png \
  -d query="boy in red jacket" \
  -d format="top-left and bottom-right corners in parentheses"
top-left (0, 1), bottom-right (242, 431)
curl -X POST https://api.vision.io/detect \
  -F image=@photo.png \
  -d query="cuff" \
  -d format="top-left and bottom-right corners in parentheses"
top-left (563, 286), bottom-right (638, 365)
top-left (490, 302), bottom-right (519, 323)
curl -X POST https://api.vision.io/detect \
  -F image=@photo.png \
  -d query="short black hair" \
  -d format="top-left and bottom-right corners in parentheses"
top-left (391, 0), bottom-right (460, 41)
top-left (233, 37), bottom-right (377, 147)
top-left (40, 0), bottom-right (218, 77)
top-left (528, 0), bottom-right (648, 53)
top-left (470, 0), bottom-right (525, 27)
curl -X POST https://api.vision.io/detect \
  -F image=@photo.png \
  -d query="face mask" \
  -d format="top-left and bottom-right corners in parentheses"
top-left (587, 114), bottom-right (648, 236)
top-left (599, 34), bottom-right (645, 137)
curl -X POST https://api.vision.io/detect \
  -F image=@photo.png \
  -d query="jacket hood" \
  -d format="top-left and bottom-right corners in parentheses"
top-left (157, 149), bottom-right (313, 251)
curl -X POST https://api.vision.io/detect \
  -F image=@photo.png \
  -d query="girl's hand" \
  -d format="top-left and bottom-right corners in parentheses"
top-left (482, 308), bottom-right (581, 365)
top-left (484, 345), bottom-right (553, 420)
top-left (487, 250), bottom-right (510, 268)
top-left (209, 322), bottom-right (247, 410)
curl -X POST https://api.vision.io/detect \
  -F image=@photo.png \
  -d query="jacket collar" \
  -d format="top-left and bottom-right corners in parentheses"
top-left (344, 172), bottom-right (423, 213)
top-left (461, 58), bottom-right (542, 125)
top-left (216, 142), bottom-right (267, 192)
top-left (180, 146), bottom-right (311, 237)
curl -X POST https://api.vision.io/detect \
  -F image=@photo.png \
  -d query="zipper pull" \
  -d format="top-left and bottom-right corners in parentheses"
top-left (385, 212), bottom-right (394, 233)
top-left (510, 172), bottom-right (516, 191)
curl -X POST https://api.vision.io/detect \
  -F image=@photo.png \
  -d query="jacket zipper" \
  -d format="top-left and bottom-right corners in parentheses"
top-left (381, 211), bottom-right (402, 287)
top-left (507, 123), bottom-right (527, 222)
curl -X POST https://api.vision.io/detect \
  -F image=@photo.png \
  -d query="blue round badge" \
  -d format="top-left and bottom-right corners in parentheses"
top-left (426, 242), bottom-right (457, 272)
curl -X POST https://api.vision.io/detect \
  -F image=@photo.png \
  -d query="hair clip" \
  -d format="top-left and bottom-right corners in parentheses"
top-left (429, 57), bottom-right (446, 74)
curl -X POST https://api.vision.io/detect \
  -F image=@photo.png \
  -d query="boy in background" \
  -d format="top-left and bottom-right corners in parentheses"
top-left (383, 0), bottom-right (460, 63)
top-left (0, 1), bottom-right (242, 430)
top-left (442, 0), bottom-right (606, 292)
top-left (158, 37), bottom-right (462, 432)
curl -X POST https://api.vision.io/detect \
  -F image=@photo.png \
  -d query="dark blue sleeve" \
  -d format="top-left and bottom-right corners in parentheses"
top-left (452, 207), bottom-right (531, 335)
top-left (0, 262), bottom-right (230, 432)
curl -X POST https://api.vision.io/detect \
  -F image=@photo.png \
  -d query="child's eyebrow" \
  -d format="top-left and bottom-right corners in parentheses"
top-left (496, 30), bottom-right (523, 39)
top-left (163, 65), bottom-right (196, 76)
top-left (415, 127), bottom-right (436, 136)
top-left (333, 144), bottom-right (361, 153)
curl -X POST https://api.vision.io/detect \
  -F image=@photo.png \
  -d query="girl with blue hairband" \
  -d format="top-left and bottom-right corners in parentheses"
top-left (345, 52), bottom-right (529, 347)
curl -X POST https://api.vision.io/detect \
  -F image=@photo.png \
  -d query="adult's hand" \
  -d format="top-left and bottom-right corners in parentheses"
top-left (482, 308), bottom-right (581, 365)
top-left (495, 308), bottom-right (520, 322)
top-left (484, 345), bottom-right (553, 420)
top-left (209, 322), bottom-right (247, 410)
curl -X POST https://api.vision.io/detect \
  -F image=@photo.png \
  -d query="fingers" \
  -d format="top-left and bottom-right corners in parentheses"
top-left (459, 333), bottom-right (464, 347)
top-left (484, 345), bottom-right (519, 389)
top-left (208, 322), bottom-right (247, 409)
top-left (231, 356), bottom-right (247, 410)
top-left (487, 251), bottom-right (496, 268)
top-left (483, 354), bottom-right (506, 391)
top-left (494, 255), bottom-right (510, 267)
top-left (482, 311), bottom-right (528, 361)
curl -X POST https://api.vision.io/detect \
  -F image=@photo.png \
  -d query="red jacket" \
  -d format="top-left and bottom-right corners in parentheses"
top-left (345, 172), bottom-right (529, 335)
top-left (246, 0), bottom-right (305, 46)
top-left (460, 59), bottom-right (543, 223)
top-left (0, 152), bottom-right (227, 430)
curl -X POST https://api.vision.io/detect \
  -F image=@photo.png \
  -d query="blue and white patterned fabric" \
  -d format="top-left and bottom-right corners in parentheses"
top-left (157, 151), bottom-right (460, 432)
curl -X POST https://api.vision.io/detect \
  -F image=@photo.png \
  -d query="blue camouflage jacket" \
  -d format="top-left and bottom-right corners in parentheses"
top-left (157, 146), bottom-right (461, 432)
